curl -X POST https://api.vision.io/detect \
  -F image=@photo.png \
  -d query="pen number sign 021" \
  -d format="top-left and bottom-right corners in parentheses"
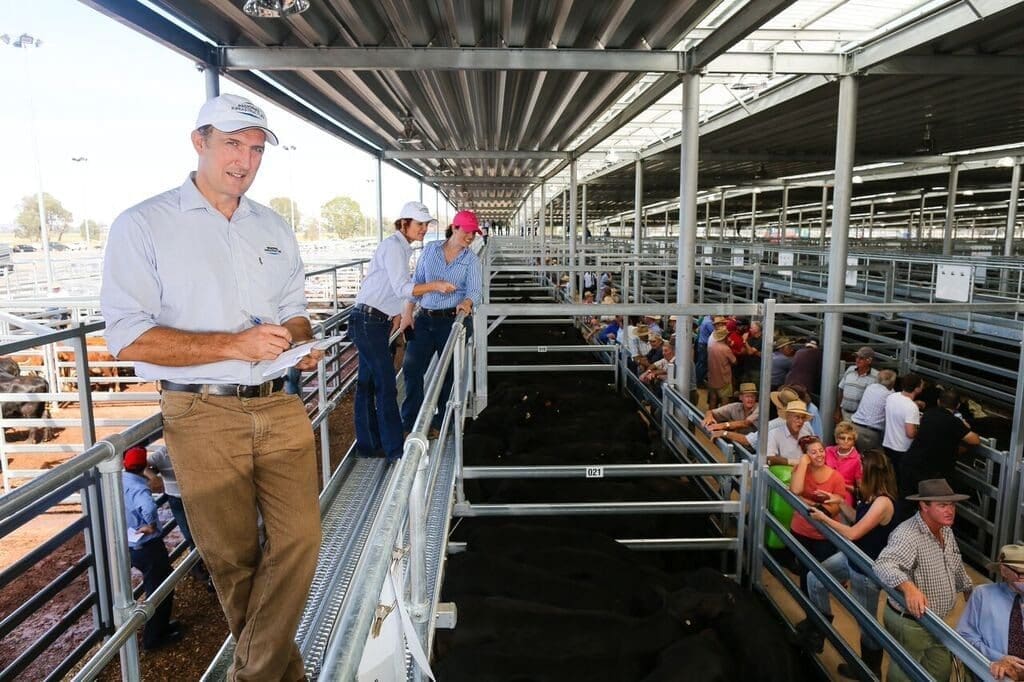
top-left (585, 466), bottom-right (604, 479)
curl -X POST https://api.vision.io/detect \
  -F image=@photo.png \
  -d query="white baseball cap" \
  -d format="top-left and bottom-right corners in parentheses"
top-left (194, 94), bottom-right (279, 145)
top-left (399, 201), bottom-right (435, 223)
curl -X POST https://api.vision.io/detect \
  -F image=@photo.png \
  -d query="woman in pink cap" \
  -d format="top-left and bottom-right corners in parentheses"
top-left (400, 210), bottom-right (483, 437)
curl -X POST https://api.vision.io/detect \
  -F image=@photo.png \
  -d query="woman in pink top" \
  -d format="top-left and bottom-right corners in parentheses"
top-left (825, 421), bottom-right (862, 504)
top-left (789, 435), bottom-right (848, 594)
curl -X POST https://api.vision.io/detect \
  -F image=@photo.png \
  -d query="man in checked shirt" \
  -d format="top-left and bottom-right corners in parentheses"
top-left (874, 478), bottom-right (973, 682)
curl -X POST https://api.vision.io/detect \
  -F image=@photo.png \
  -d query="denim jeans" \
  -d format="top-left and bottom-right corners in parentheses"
top-left (400, 312), bottom-right (468, 431)
top-left (167, 494), bottom-right (193, 547)
top-left (350, 308), bottom-right (404, 459)
top-left (807, 551), bottom-right (883, 651)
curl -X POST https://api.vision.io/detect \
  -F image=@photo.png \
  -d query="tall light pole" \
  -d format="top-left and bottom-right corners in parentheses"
top-left (281, 145), bottom-right (297, 232)
top-left (71, 156), bottom-right (91, 245)
top-left (3, 32), bottom-right (54, 291)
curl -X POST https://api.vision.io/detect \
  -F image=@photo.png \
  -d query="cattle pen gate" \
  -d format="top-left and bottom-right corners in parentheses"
top-left (2, 237), bottom-right (1024, 680)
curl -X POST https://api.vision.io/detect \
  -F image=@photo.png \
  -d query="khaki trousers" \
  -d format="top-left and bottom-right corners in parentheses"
top-left (162, 390), bottom-right (321, 682)
top-left (883, 604), bottom-right (952, 682)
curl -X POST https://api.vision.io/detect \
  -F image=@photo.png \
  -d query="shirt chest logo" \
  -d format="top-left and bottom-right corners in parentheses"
top-left (264, 245), bottom-right (282, 256)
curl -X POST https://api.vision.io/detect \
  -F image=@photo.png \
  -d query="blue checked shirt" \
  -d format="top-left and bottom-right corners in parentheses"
top-left (413, 240), bottom-right (482, 310)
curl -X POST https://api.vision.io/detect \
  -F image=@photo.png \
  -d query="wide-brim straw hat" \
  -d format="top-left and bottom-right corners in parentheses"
top-left (634, 324), bottom-right (650, 341)
top-left (770, 387), bottom-right (800, 412)
top-left (906, 478), bottom-right (969, 502)
top-left (782, 399), bottom-right (811, 417)
top-left (775, 337), bottom-right (795, 350)
top-left (738, 382), bottom-right (758, 395)
top-left (989, 544), bottom-right (1024, 573)
top-left (711, 329), bottom-right (729, 342)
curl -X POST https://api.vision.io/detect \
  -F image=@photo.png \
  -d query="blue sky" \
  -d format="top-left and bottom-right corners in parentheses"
top-left (0, 0), bottom-right (450, 234)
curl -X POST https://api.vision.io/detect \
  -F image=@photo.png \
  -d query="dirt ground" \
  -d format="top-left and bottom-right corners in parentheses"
top-left (1, 390), bottom-right (356, 681)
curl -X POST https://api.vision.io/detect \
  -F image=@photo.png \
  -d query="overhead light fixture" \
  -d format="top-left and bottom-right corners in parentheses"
top-left (852, 175), bottom-right (863, 184)
top-left (605, 150), bottom-right (620, 164)
top-left (243, 0), bottom-right (310, 18)
top-left (963, 189), bottom-right (974, 196)
top-left (397, 114), bottom-right (421, 145)
top-left (2, 33), bottom-right (42, 48)
top-left (997, 156), bottom-right (1016, 168)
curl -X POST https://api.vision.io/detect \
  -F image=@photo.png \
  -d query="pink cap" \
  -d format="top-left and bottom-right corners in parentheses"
top-left (452, 210), bottom-right (482, 234)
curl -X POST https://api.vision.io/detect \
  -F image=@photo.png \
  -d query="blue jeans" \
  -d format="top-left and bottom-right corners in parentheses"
top-left (400, 312), bottom-right (468, 431)
top-left (350, 308), bottom-right (404, 459)
top-left (167, 494), bottom-right (193, 547)
top-left (695, 343), bottom-right (708, 385)
top-left (807, 551), bottom-right (883, 651)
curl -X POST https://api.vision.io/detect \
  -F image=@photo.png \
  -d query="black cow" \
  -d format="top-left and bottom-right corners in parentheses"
top-left (0, 371), bottom-right (54, 443)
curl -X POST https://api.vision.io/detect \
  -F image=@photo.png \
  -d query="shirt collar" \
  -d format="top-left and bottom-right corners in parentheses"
top-left (179, 172), bottom-right (257, 220)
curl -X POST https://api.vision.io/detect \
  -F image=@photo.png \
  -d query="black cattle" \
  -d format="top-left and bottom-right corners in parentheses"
top-left (442, 552), bottom-right (663, 617)
top-left (640, 629), bottom-right (731, 682)
top-left (0, 372), bottom-right (54, 443)
top-left (507, 416), bottom-right (648, 452)
top-left (434, 647), bottom-right (650, 682)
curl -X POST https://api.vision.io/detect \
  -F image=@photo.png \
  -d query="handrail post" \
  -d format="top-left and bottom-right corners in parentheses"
top-left (96, 444), bottom-right (141, 682)
top-left (453, 329), bottom-right (467, 505)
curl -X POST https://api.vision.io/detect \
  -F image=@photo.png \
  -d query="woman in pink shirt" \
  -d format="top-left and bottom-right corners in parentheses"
top-left (825, 421), bottom-right (863, 505)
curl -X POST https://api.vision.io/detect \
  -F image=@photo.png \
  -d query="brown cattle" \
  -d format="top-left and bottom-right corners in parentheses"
top-left (58, 336), bottom-right (131, 391)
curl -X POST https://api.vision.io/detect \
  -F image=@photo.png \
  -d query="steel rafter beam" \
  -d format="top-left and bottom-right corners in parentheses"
top-left (219, 46), bottom-right (690, 72)
top-left (690, 0), bottom-right (798, 70)
top-left (384, 150), bottom-right (570, 160)
top-left (424, 176), bottom-right (540, 184)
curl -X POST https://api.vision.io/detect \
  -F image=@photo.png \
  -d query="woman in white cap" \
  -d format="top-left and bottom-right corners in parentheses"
top-left (400, 210), bottom-right (483, 437)
top-left (350, 202), bottom-right (455, 461)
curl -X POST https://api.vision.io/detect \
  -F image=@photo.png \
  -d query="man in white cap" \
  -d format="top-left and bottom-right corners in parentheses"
top-left (102, 94), bottom-right (322, 681)
top-left (958, 544), bottom-right (1024, 680)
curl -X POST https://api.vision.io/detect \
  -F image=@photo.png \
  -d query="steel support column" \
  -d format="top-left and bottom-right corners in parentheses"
top-left (917, 191), bottom-right (926, 242)
top-left (375, 156), bottom-right (384, 242)
top-left (1004, 163), bottom-right (1021, 257)
top-left (676, 74), bottom-right (700, 396)
top-left (719, 193), bottom-right (727, 240)
top-left (204, 65), bottom-right (219, 99)
top-left (749, 191), bottom-right (757, 243)
top-left (569, 161), bottom-right (578, 298)
top-left (942, 165), bottom-right (959, 256)
top-left (540, 183), bottom-right (547, 273)
top-left (780, 186), bottom-right (789, 245)
top-left (820, 76), bottom-right (858, 443)
top-left (819, 185), bottom-right (829, 246)
top-left (634, 157), bottom-right (643, 300)
top-left (581, 183), bottom-right (588, 248)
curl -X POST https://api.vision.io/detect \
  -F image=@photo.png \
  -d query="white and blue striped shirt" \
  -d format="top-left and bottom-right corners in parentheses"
top-left (413, 240), bottom-right (482, 310)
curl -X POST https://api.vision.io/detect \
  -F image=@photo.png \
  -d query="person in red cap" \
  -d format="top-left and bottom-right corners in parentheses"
top-left (122, 445), bottom-right (180, 650)
top-left (399, 210), bottom-right (483, 437)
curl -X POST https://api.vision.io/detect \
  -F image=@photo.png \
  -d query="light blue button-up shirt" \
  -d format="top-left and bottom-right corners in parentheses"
top-left (354, 231), bottom-right (416, 316)
top-left (101, 174), bottom-right (308, 384)
top-left (123, 471), bottom-right (161, 550)
top-left (413, 240), bottom-right (482, 310)
top-left (957, 581), bottom-right (1020, 662)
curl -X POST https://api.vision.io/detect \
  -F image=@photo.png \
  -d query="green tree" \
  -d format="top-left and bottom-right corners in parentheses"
top-left (79, 219), bottom-right (106, 242)
top-left (15, 193), bottom-right (73, 241)
top-left (320, 195), bottom-right (363, 238)
top-left (269, 196), bottom-right (302, 231)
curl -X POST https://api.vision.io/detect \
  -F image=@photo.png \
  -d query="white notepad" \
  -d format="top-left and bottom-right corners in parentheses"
top-left (261, 336), bottom-right (346, 377)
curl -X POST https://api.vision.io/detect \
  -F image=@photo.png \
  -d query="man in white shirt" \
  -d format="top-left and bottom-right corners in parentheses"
top-left (883, 373), bottom-right (924, 477)
top-left (850, 369), bottom-right (897, 452)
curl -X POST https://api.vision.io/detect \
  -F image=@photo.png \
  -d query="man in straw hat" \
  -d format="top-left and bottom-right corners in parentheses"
top-left (770, 337), bottom-right (797, 390)
top-left (764, 398), bottom-right (813, 466)
top-left (626, 323), bottom-right (652, 372)
top-left (874, 479), bottom-right (973, 682)
top-left (958, 544), bottom-right (1024, 680)
top-left (703, 382), bottom-right (759, 435)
